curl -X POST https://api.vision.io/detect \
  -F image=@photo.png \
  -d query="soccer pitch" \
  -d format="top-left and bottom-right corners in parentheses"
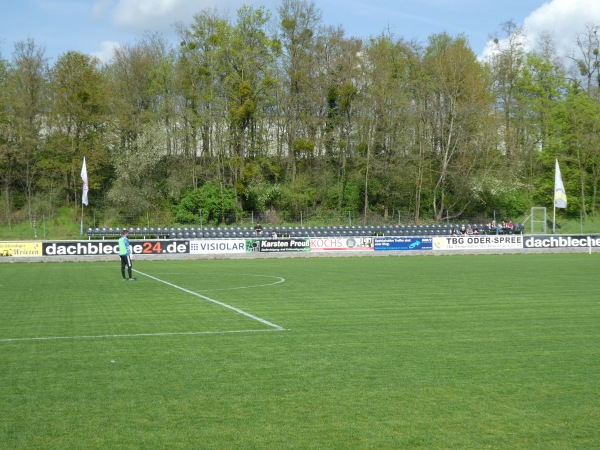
top-left (1, 253), bottom-right (599, 449)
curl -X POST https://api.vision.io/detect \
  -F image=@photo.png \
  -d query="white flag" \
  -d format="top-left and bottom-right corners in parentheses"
top-left (554, 159), bottom-right (567, 209)
top-left (81, 157), bottom-right (89, 206)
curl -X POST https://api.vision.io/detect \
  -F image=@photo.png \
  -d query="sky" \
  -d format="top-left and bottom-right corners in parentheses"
top-left (1, 0), bottom-right (600, 64)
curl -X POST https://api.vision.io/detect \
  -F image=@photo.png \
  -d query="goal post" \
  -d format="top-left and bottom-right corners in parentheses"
top-left (530, 207), bottom-right (547, 234)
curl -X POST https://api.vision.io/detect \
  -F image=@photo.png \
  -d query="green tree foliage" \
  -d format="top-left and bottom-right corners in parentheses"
top-left (176, 10), bottom-right (231, 189)
top-left (536, 86), bottom-right (600, 216)
top-left (224, 6), bottom-right (280, 168)
top-left (0, 53), bottom-right (13, 222)
top-left (174, 182), bottom-right (238, 225)
top-left (358, 33), bottom-right (418, 221)
top-left (421, 33), bottom-right (493, 221)
top-left (4, 3), bottom-right (600, 227)
top-left (48, 51), bottom-right (109, 208)
top-left (277, 0), bottom-right (322, 181)
top-left (6, 39), bottom-right (49, 223)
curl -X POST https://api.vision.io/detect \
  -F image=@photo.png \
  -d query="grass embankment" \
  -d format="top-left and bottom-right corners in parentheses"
top-left (1, 207), bottom-right (599, 240)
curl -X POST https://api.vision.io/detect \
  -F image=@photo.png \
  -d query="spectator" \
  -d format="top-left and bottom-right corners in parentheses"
top-left (473, 225), bottom-right (479, 235)
top-left (488, 219), bottom-right (499, 235)
top-left (254, 223), bottom-right (263, 236)
top-left (271, 229), bottom-right (278, 238)
top-left (466, 224), bottom-right (473, 235)
top-left (460, 225), bottom-right (467, 234)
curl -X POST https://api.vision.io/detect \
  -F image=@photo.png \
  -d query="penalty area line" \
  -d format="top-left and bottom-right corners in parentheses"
top-left (135, 269), bottom-right (285, 331)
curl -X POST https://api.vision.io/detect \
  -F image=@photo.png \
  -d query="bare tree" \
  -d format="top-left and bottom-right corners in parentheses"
top-left (568, 23), bottom-right (600, 98)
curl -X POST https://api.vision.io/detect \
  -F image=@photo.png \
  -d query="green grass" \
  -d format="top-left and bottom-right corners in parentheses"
top-left (0, 207), bottom-right (83, 241)
top-left (1, 254), bottom-right (599, 449)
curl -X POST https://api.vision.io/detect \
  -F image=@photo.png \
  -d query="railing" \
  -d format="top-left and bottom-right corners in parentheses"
top-left (86, 223), bottom-right (525, 240)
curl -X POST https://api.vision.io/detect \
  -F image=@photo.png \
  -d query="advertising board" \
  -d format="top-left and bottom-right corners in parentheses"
top-left (524, 235), bottom-right (600, 249)
top-left (42, 240), bottom-right (189, 256)
top-left (246, 238), bottom-right (310, 253)
top-left (190, 240), bottom-right (246, 254)
top-left (432, 235), bottom-right (523, 251)
top-left (310, 237), bottom-right (373, 251)
top-left (0, 242), bottom-right (43, 257)
top-left (374, 237), bottom-right (432, 251)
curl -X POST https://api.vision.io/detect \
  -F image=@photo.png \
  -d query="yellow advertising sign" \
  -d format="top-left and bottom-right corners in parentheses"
top-left (0, 242), bottom-right (43, 257)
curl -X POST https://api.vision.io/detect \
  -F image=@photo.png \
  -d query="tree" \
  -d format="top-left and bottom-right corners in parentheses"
top-left (514, 50), bottom-right (567, 199)
top-left (177, 10), bottom-right (230, 189)
top-left (358, 33), bottom-right (418, 222)
top-left (569, 23), bottom-right (600, 97)
top-left (48, 51), bottom-right (109, 208)
top-left (421, 33), bottom-right (493, 221)
top-left (6, 39), bottom-right (49, 223)
top-left (541, 86), bottom-right (600, 217)
top-left (224, 6), bottom-right (280, 171)
top-left (173, 182), bottom-right (238, 225)
top-left (277, 0), bottom-right (322, 182)
top-left (105, 36), bottom-right (177, 213)
top-left (312, 26), bottom-right (363, 214)
top-left (106, 123), bottom-right (169, 216)
top-left (0, 53), bottom-right (15, 224)
top-left (488, 21), bottom-right (527, 161)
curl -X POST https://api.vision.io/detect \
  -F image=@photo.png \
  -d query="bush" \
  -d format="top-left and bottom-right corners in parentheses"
top-left (173, 183), bottom-right (239, 226)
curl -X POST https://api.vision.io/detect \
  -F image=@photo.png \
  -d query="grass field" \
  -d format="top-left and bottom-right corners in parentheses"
top-left (1, 253), bottom-right (599, 449)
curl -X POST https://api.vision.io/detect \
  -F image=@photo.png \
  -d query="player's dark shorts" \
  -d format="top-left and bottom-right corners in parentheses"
top-left (120, 254), bottom-right (132, 268)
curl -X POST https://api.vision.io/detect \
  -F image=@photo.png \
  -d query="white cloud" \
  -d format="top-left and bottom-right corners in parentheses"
top-left (481, 0), bottom-right (600, 61)
top-left (106, 0), bottom-right (279, 32)
top-left (91, 40), bottom-right (121, 63)
top-left (112, 0), bottom-right (189, 30)
top-left (524, 0), bottom-right (600, 53)
top-left (92, 0), bottom-right (114, 19)
top-left (109, 0), bottom-right (238, 31)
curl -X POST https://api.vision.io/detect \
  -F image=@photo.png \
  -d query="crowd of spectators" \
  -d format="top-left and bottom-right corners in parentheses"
top-left (451, 224), bottom-right (480, 235)
top-left (487, 219), bottom-right (514, 235)
top-left (449, 219), bottom-right (518, 236)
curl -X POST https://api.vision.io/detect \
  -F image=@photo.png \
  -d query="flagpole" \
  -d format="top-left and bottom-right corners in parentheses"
top-left (80, 201), bottom-right (84, 236)
top-left (553, 162), bottom-right (556, 234)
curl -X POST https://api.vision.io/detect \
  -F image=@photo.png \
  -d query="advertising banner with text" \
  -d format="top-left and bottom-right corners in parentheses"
top-left (374, 237), bottom-right (432, 251)
top-left (524, 235), bottom-right (600, 249)
top-left (246, 238), bottom-right (310, 253)
top-left (190, 239), bottom-right (246, 254)
top-left (42, 240), bottom-right (190, 256)
top-left (310, 237), bottom-right (374, 252)
top-left (0, 242), bottom-right (43, 257)
top-left (432, 235), bottom-right (523, 251)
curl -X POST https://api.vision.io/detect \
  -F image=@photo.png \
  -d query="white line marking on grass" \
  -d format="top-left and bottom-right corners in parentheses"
top-left (140, 273), bottom-right (285, 292)
top-left (199, 275), bottom-right (286, 292)
top-left (0, 329), bottom-right (278, 343)
top-left (135, 269), bottom-right (285, 331)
